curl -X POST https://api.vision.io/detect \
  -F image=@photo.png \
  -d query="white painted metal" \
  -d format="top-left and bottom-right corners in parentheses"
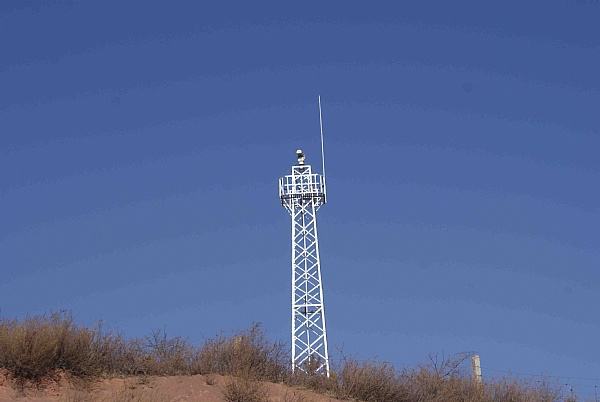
top-left (318, 95), bottom-right (326, 199)
top-left (471, 354), bottom-right (482, 384)
top-left (279, 152), bottom-right (330, 377)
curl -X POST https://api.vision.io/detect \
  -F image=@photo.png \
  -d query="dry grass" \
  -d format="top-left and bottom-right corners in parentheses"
top-left (334, 359), bottom-right (405, 401)
top-left (0, 313), bottom-right (570, 401)
top-left (0, 313), bottom-right (110, 384)
top-left (60, 388), bottom-right (92, 402)
top-left (192, 324), bottom-right (288, 382)
top-left (0, 313), bottom-right (198, 381)
top-left (321, 359), bottom-right (562, 402)
top-left (223, 377), bottom-right (268, 402)
top-left (485, 378), bottom-right (560, 402)
top-left (281, 390), bottom-right (308, 402)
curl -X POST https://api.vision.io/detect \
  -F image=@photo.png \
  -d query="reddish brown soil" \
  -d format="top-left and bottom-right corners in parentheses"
top-left (0, 372), bottom-right (343, 402)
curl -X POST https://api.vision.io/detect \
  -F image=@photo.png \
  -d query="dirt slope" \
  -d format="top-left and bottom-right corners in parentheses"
top-left (0, 373), bottom-right (343, 402)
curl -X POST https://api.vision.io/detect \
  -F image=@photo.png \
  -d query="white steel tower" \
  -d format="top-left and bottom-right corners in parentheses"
top-left (279, 149), bottom-right (330, 376)
top-left (278, 99), bottom-right (330, 376)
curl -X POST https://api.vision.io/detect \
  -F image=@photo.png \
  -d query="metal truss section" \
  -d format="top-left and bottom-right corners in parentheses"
top-left (279, 163), bottom-right (330, 377)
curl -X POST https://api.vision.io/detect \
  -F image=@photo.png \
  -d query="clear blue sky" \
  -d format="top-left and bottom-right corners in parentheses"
top-left (1, 1), bottom-right (599, 396)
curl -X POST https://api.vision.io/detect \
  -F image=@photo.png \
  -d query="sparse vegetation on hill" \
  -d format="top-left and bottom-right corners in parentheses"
top-left (0, 313), bottom-right (568, 401)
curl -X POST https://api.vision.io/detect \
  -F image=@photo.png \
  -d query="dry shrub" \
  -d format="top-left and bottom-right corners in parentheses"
top-left (0, 312), bottom-right (109, 384)
top-left (223, 377), bottom-right (268, 402)
top-left (193, 323), bottom-right (287, 381)
top-left (400, 367), bottom-right (562, 402)
top-left (90, 330), bottom-right (192, 377)
top-left (283, 356), bottom-right (561, 402)
top-left (141, 329), bottom-right (193, 375)
top-left (286, 368), bottom-right (336, 395)
top-left (335, 359), bottom-right (406, 401)
top-left (0, 314), bottom-right (288, 390)
top-left (403, 368), bottom-right (482, 402)
top-left (487, 379), bottom-right (560, 402)
top-left (0, 313), bottom-right (196, 383)
top-left (320, 359), bottom-right (561, 402)
top-left (0, 313), bottom-right (568, 401)
top-left (59, 388), bottom-right (92, 402)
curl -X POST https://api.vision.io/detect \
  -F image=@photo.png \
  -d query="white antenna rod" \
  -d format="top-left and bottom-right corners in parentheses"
top-left (318, 95), bottom-right (326, 189)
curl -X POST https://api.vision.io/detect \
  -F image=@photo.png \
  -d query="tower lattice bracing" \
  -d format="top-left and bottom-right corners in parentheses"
top-left (279, 150), bottom-right (330, 376)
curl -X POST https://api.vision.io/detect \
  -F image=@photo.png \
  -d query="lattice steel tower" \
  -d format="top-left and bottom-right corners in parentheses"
top-left (278, 98), bottom-right (330, 376)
